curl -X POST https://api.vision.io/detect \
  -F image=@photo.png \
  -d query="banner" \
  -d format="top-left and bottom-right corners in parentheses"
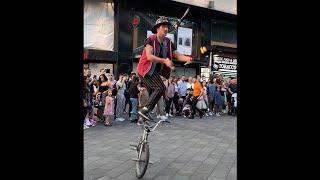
top-left (214, 57), bottom-right (237, 72)
top-left (177, 27), bottom-right (193, 55)
top-left (84, 1), bottom-right (114, 51)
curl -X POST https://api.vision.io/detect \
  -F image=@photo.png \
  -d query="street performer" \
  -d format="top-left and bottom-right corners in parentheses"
top-left (137, 17), bottom-right (193, 123)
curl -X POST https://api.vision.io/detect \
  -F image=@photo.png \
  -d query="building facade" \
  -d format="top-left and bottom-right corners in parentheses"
top-left (84, 0), bottom-right (237, 79)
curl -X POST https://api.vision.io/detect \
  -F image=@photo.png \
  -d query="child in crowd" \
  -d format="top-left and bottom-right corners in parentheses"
top-left (103, 89), bottom-right (114, 126)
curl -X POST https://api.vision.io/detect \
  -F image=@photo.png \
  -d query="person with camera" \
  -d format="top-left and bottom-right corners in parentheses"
top-left (124, 73), bottom-right (136, 117)
top-left (129, 76), bottom-right (140, 123)
top-left (95, 74), bottom-right (109, 124)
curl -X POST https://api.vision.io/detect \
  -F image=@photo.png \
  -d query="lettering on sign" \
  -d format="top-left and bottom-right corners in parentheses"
top-left (214, 57), bottom-right (237, 71)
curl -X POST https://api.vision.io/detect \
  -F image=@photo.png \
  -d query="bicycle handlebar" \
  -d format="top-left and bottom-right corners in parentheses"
top-left (146, 119), bottom-right (165, 132)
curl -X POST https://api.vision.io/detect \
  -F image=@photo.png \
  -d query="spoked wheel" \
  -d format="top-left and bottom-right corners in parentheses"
top-left (135, 142), bottom-right (149, 179)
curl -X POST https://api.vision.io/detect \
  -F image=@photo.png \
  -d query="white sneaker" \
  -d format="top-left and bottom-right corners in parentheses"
top-left (118, 118), bottom-right (125, 121)
top-left (169, 114), bottom-right (173, 117)
top-left (166, 113), bottom-right (169, 117)
top-left (209, 112), bottom-right (213, 116)
top-left (85, 118), bottom-right (92, 126)
top-left (157, 115), bottom-right (161, 119)
top-left (205, 113), bottom-right (209, 117)
top-left (160, 115), bottom-right (168, 120)
top-left (216, 113), bottom-right (221, 116)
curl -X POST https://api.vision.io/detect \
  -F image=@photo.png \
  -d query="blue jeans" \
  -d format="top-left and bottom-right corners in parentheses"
top-left (130, 98), bottom-right (138, 120)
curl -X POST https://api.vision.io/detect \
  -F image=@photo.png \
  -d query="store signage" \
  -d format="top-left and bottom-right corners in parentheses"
top-left (212, 63), bottom-right (219, 71)
top-left (214, 57), bottom-right (237, 71)
top-left (177, 27), bottom-right (193, 55)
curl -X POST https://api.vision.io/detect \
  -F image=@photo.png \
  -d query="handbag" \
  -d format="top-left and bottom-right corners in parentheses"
top-left (224, 92), bottom-right (228, 106)
top-left (196, 97), bottom-right (207, 109)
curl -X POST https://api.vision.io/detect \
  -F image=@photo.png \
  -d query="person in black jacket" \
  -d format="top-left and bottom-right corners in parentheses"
top-left (129, 76), bottom-right (140, 123)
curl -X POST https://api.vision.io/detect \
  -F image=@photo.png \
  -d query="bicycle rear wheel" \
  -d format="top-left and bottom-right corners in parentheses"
top-left (135, 142), bottom-right (149, 179)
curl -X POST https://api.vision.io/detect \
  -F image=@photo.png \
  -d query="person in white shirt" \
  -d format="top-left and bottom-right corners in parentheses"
top-left (186, 76), bottom-right (194, 90)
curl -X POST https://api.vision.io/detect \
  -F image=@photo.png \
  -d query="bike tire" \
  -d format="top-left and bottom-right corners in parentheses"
top-left (135, 143), bottom-right (150, 179)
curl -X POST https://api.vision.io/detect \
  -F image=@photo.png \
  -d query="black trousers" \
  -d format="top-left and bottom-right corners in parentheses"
top-left (172, 92), bottom-right (180, 113)
top-left (165, 97), bottom-right (173, 114)
top-left (139, 72), bottom-right (166, 112)
top-left (178, 95), bottom-right (186, 113)
top-left (191, 96), bottom-right (203, 117)
top-left (124, 96), bottom-right (132, 117)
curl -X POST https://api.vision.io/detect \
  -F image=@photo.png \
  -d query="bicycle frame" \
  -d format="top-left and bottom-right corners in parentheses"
top-left (132, 119), bottom-right (167, 178)
top-left (140, 119), bottom-right (166, 143)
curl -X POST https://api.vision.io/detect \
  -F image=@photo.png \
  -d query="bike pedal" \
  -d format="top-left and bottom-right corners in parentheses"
top-left (144, 123), bottom-right (153, 128)
top-left (131, 158), bottom-right (144, 162)
top-left (129, 143), bottom-right (137, 147)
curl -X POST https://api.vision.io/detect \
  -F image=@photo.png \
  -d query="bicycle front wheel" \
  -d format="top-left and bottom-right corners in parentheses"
top-left (135, 142), bottom-right (149, 179)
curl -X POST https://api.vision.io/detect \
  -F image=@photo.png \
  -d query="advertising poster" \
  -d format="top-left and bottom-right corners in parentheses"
top-left (177, 27), bottom-right (192, 55)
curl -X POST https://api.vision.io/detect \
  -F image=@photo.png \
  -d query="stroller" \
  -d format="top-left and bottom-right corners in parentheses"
top-left (93, 92), bottom-right (107, 122)
top-left (182, 104), bottom-right (191, 117)
top-left (182, 95), bottom-right (193, 117)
